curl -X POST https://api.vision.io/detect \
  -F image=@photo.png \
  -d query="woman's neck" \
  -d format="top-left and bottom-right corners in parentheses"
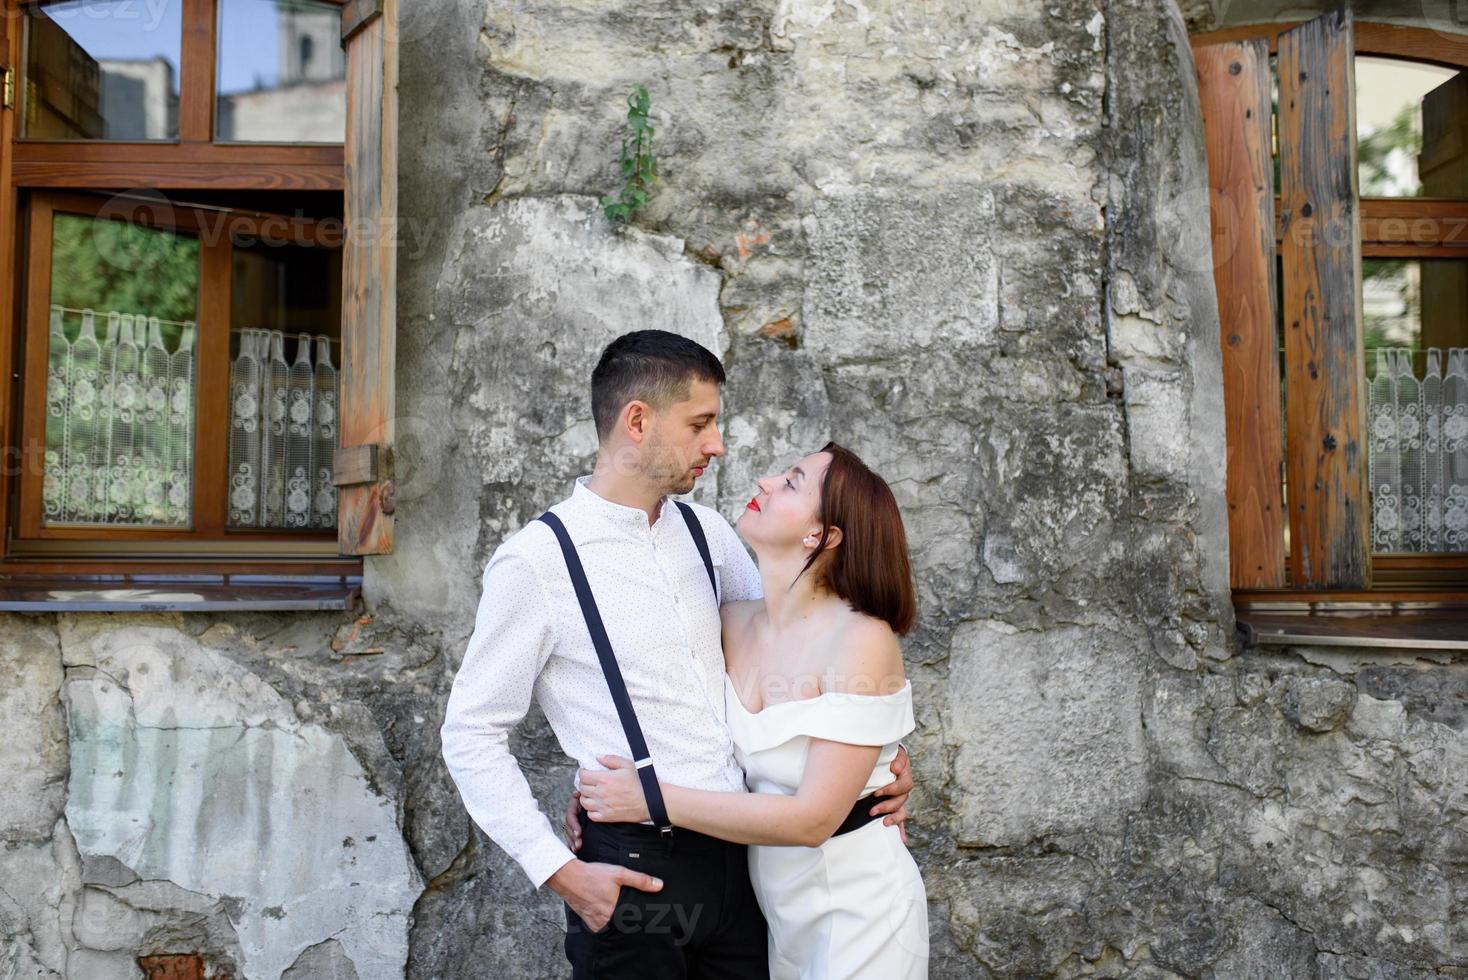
top-left (755, 546), bottom-right (832, 633)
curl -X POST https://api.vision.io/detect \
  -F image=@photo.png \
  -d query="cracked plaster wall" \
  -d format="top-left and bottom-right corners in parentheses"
top-left (2, 0), bottom-right (1466, 978)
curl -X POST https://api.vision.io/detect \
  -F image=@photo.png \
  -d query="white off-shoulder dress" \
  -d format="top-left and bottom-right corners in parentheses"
top-left (723, 673), bottom-right (929, 980)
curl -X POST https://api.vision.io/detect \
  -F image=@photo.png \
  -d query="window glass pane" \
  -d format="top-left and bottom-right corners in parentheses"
top-left (1361, 258), bottom-right (1468, 554)
top-left (216, 0), bottom-right (347, 143)
top-left (226, 238), bottom-right (341, 530)
top-left (1273, 252), bottom-right (1290, 560)
top-left (44, 213), bottom-right (199, 528)
top-left (1356, 56), bottom-right (1461, 197)
top-left (22, 0), bottom-right (182, 140)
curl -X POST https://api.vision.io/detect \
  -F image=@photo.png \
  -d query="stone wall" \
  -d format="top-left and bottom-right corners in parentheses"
top-left (2, 0), bottom-right (1465, 977)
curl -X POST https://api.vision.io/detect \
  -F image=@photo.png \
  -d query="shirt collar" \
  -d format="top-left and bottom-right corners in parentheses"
top-left (571, 475), bottom-right (672, 529)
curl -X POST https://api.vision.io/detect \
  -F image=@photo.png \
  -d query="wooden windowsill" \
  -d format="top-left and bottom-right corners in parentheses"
top-left (0, 574), bottom-right (361, 612)
top-left (1235, 602), bottom-right (1468, 650)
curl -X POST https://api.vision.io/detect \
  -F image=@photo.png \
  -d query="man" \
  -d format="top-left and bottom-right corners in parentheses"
top-left (440, 330), bottom-right (912, 978)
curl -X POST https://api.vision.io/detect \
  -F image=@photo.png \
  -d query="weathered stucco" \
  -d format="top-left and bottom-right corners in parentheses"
top-left (2, 0), bottom-right (1466, 977)
top-left (63, 621), bottom-right (421, 979)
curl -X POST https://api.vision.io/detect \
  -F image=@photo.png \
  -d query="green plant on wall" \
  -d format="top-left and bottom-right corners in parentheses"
top-left (601, 85), bottom-right (658, 224)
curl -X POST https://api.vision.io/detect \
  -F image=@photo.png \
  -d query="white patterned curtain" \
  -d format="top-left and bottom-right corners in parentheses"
top-left (228, 329), bottom-right (339, 530)
top-left (1369, 346), bottom-right (1468, 552)
top-left (43, 306), bottom-right (196, 528)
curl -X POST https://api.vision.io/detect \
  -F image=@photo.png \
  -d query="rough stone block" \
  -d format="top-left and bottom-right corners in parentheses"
top-left (947, 619), bottom-right (1147, 846)
top-left (377, 193), bottom-right (729, 627)
top-left (1273, 672), bottom-right (1356, 734)
top-left (0, 837), bottom-right (73, 977)
top-left (0, 617), bottom-right (66, 842)
top-left (802, 188), bottom-right (999, 356)
top-left (1123, 366), bottom-right (1190, 480)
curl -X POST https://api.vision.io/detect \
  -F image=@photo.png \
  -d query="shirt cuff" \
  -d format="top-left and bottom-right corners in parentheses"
top-left (520, 834), bottom-right (578, 890)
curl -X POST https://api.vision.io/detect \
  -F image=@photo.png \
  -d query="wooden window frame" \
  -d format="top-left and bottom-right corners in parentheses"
top-left (12, 0), bottom-right (347, 184)
top-left (16, 190), bottom-right (344, 549)
top-left (0, 0), bottom-right (365, 580)
top-left (1196, 17), bottom-right (1468, 609)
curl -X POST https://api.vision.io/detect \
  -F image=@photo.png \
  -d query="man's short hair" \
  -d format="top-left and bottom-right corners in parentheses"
top-left (591, 331), bottom-right (726, 439)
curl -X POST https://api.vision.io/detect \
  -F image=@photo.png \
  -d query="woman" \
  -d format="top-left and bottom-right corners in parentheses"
top-left (578, 441), bottom-right (929, 980)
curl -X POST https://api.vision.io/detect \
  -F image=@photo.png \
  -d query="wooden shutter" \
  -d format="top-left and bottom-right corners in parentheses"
top-left (1276, 8), bottom-right (1370, 589)
top-left (0, 13), bottom-right (17, 562)
top-left (1197, 39), bottom-right (1287, 589)
top-left (335, 0), bottom-right (398, 555)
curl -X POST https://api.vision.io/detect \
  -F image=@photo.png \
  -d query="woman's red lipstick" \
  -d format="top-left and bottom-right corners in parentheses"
top-left (746, 497), bottom-right (761, 512)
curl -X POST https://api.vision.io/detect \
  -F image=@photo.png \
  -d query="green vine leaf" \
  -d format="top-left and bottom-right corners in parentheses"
top-left (602, 84), bottom-right (659, 224)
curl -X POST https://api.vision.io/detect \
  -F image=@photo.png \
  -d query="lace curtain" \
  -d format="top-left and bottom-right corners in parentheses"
top-left (43, 306), bottom-right (195, 527)
top-left (227, 329), bottom-right (338, 530)
top-left (1368, 347), bottom-right (1468, 552)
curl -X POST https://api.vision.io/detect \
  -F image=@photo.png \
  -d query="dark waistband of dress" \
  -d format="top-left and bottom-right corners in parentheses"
top-left (831, 792), bottom-right (884, 838)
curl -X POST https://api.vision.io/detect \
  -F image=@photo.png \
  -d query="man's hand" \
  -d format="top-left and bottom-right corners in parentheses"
top-left (870, 744), bottom-right (914, 844)
top-left (578, 756), bottom-right (651, 824)
top-left (563, 788), bottom-right (583, 851)
top-left (546, 859), bottom-right (663, 933)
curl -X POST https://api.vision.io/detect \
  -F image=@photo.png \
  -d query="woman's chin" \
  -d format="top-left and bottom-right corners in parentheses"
top-left (735, 509), bottom-right (762, 542)
top-left (736, 518), bottom-right (785, 557)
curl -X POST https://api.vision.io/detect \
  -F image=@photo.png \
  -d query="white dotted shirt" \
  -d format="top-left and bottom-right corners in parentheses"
top-left (440, 476), bottom-right (764, 888)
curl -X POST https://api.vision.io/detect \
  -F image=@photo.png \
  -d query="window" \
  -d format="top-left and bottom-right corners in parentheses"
top-left (1195, 11), bottom-right (1468, 646)
top-left (0, 0), bottom-right (398, 608)
top-left (19, 191), bottom-right (343, 546)
top-left (216, 0), bottom-right (347, 143)
top-left (22, 0), bottom-right (183, 140)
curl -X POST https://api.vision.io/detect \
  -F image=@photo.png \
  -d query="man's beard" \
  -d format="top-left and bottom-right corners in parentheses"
top-left (643, 442), bottom-right (698, 496)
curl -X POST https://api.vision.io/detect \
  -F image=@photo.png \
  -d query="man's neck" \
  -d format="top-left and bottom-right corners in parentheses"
top-left (587, 457), bottom-right (665, 525)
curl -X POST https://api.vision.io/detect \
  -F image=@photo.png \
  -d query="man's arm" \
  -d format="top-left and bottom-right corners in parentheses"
top-left (440, 549), bottom-right (576, 888)
top-left (441, 542), bottom-right (663, 930)
top-left (872, 746), bottom-right (913, 843)
top-left (714, 510), bottom-right (762, 603)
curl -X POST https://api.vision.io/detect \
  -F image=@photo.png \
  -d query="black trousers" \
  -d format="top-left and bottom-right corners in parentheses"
top-left (565, 810), bottom-right (770, 979)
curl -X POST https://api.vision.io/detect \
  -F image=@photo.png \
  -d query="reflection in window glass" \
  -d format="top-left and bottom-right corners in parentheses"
top-left (1356, 57), bottom-right (1461, 197)
top-left (216, 0), bottom-right (346, 143)
top-left (43, 214), bottom-right (199, 528)
top-left (1360, 259), bottom-right (1468, 554)
top-left (1272, 257), bottom-right (1468, 557)
top-left (227, 238), bottom-right (341, 531)
top-left (22, 0), bottom-right (182, 140)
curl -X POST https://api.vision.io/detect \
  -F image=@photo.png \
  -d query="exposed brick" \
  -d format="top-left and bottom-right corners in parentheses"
top-left (138, 954), bottom-right (205, 980)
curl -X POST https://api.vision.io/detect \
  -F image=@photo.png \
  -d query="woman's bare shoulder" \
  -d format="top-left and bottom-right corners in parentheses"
top-left (720, 599), bottom-right (762, 629)
top-left (720, 601), bottom-right (763, 665)
top-left (825, 611), bottom-right (905, 696)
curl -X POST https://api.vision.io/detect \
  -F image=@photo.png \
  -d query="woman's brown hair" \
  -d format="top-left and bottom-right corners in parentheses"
top-left (799, 442), bottom-right (918, 635)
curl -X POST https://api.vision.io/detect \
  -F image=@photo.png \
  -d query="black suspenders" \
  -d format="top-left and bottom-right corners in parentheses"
top-left (537, 500), bottom-right (718, 839)
top-left (675, 500), bottom-right (719, 601)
